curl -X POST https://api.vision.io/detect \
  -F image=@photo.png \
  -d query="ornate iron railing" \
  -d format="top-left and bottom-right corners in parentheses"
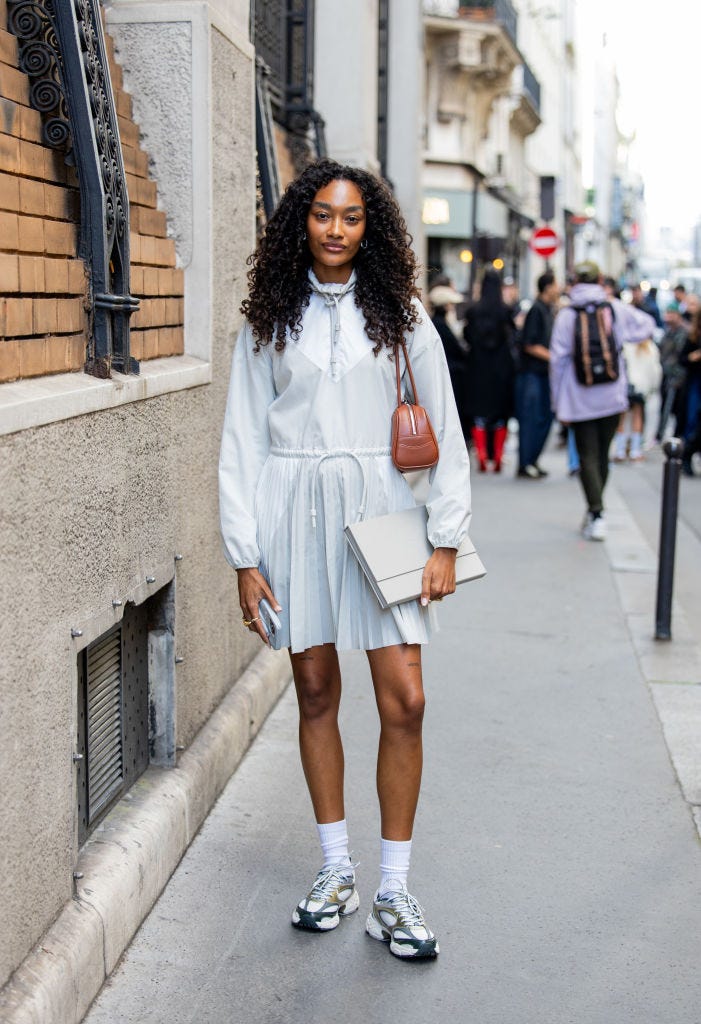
top-left (8, 0), bottom-right (139, 377)
top-left (255, 57), bottom-right (281, 220)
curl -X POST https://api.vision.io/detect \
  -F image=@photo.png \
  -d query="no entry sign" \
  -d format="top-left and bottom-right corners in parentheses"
top-left (530, 226), bottom-right (559, 258)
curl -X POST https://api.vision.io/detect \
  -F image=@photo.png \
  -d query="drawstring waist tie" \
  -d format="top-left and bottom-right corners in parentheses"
top-left (268, 446), bottom-right (391, 528)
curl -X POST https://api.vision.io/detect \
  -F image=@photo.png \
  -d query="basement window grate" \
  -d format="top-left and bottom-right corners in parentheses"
top-left (77, 602), bottom-right (150, 844)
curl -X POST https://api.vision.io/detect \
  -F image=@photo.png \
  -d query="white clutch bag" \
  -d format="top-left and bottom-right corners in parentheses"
top-left (344, 504), bottom-right (486, 609)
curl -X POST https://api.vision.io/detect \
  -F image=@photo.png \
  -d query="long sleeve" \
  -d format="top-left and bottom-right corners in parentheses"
top-left (219, 322), bottom-right (276, 569)
top-left (405, 303), bottom-right (472, 549)
top-left (612, 299), bottom-right (655, 345)
top-left (548, 307), bottom-right (572, 413)
top-left (679, 336), bottom-right (700, 368)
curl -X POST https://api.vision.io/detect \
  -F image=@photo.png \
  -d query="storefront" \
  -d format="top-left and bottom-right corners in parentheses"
top-left (422, 185), bottom-right (518, 296)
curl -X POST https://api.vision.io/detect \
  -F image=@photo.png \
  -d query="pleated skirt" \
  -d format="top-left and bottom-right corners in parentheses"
top-left (254, 447), bottom-right (436, 653)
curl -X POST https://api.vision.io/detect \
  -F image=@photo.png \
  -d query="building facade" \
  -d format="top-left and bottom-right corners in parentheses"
top-left (421, 0), bottom-right (583, 297)
top-left (0, 1), bottom-right (292, 1018)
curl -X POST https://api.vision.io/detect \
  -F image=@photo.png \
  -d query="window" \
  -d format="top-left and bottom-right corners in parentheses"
top-left (378, 0), bottom-right (390, 181)
top-left (252, 0), bottom-right (326, 195)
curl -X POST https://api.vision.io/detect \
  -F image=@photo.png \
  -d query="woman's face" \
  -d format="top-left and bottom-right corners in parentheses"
top-left (306, 179), bottom-right (366, 283)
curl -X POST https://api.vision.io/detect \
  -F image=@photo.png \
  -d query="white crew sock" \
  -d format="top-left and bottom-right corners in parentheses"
top-left (379, 837), bottom-right (412, 893)
top-left (614, 431), bottom-right (628, 459)
top-left (317, 819), bottom-right (351, 870)
top-left (630, 432), bottom-right (643, 458)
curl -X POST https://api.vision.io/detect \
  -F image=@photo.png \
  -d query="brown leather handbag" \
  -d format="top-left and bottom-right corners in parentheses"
top-left (391, 340), bottom-right (439, 472)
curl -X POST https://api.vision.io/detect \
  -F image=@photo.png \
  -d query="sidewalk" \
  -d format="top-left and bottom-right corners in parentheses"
top-left (85, 441), bottom-right (701, 1024)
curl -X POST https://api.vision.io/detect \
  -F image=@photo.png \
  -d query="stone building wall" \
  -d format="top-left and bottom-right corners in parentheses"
top-left (0, 2), bottom-right (259, 992)
top-left (0, 0), bottom-right (185, 383)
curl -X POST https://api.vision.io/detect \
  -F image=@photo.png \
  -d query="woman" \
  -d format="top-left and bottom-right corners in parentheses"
top-left (680, 307), bottom-right (701, 475)
top-left (613, 339), bottom-right (662, 462)
top-left (463, 269), bottom-right (515, 472)
top-left (219, 159), bottom-right (470, 959)
top-left (428, 283), bottom-right (470, 440)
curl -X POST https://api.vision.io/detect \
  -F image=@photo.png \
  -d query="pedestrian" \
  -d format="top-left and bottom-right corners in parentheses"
top-left (679, 307), bottom-right (701, 475)
top-left (567, 426), bottom-right (580, 477)
top-left (463, 269), bottom-right (515, 472)
top-left (613, 339), bottom-right (662, 462)
top-left (428, 283), bottom-right (470, 441)
top-left (549, 260), bottom-right (655, 540)
top-left (603, 276), bottom-right (621, 300)
top-left (502, 276), bottom-right (525, 329)
top-left (685, 292), bottom-right (700, 322)
top-left (656, 302), bottom-right (688, 441)
top-left (631, 283), bottom-right (663, 328)
top-left (219, 158), bottom-right (471, 959)
top-left (515, 271), bottom-right (560, 478)
top-left (673, 283), bottom-right (688, 318)
top-left (647, 286), bottom-right (664, 328)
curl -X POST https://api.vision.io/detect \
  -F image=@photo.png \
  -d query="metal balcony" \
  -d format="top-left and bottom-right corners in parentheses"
top-left (457, 0), bottom-right (518, 50)
top-left (522, 60), bottom-right (541, 116)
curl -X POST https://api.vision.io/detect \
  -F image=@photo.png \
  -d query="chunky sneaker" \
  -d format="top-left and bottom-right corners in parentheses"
top-left (582, 511), bottom-right (606, 541)
top-left (366, 884), bottom-right (439, 959)
top-left (291, 863), bottom-right (359, 931)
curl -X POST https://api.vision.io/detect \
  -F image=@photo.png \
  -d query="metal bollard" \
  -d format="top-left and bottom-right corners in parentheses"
top-left (654, 437), bottom-right (684, 640)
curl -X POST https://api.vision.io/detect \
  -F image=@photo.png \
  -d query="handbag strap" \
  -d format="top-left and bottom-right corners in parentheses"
top-left (394, 340), bottom-right (421, 407)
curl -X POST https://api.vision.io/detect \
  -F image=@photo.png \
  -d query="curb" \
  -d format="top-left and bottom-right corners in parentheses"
top-left (605, 484), bottom-right (701, 840)
top-left (0, 648), bottom-right (292, 1024)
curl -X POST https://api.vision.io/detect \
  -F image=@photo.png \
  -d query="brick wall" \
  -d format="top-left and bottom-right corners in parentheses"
top-left (0, 0), bottom-right (185, 384)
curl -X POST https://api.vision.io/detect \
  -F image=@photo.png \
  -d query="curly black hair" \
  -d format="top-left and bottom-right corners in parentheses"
top-left (241, 159), bottom-right (421, 354)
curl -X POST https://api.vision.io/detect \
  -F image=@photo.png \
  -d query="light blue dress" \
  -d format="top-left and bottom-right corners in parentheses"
top-left (219, 270), bottom-right (471, 653)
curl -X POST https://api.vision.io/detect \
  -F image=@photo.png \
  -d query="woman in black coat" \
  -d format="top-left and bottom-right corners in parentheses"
top-left (428, 284), bottom-right (470, 442)
top-left (463, 269), bottom-right (515, 471)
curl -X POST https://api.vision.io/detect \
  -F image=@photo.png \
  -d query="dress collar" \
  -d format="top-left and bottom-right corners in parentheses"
top-left (308, 268), bottom-right (357, 297)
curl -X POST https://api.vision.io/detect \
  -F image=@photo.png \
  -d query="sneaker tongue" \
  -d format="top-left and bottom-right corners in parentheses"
top-left (378, 877), bottom-right (406, 896)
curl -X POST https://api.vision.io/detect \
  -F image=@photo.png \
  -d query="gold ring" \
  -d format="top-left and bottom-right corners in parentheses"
top-left (435, 596), bottom-right (443, 602)
top-left (242, 616), bottom-right (260, 627)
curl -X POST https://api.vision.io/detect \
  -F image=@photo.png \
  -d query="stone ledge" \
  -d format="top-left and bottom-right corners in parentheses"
top-left (0, 646), bottom-right (291, 1024)
top-left (0, 354), bottom-right (211, 437)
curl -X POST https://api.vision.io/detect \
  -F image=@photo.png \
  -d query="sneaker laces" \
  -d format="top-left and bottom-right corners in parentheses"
top-left (379, 885), bottom-right (425, 928)
top-left (309, 861), bottom-right (357, 900)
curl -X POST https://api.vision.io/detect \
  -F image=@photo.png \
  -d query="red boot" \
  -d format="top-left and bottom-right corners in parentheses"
top-left (471, 426), bottom-right (488, 472)
top-left (492, 425), bottom-right (508, 472)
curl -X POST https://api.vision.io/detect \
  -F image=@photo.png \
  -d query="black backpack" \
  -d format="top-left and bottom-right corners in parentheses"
top-left (572, 301), bottom-right (619, 386)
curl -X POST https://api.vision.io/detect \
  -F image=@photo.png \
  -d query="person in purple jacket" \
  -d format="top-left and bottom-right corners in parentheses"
top-left (549, 261), bottom-right (655, 541)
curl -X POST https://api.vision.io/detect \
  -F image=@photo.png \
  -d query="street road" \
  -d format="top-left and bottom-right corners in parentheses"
top-left (85, 443), bottom-right (701, 1024)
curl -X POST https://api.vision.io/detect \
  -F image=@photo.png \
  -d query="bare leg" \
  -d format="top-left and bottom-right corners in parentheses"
top-left (290, 644), bottom-right (345, 824)
top-left (366, 643), bottom-right (425, 841)
top-left (632, 404), bottom-right (644, 435)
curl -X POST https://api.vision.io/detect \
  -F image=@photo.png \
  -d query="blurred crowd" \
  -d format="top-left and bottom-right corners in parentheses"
top-left (427, 268), bottom-right (701, 482)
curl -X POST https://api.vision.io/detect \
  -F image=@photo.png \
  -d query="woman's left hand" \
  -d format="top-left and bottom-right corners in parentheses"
top-left (421, 547), bottom-right (458, 606)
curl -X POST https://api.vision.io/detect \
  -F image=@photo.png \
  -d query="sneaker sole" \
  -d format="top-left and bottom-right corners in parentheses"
top-left (365, 911), bottom-right (439, 959)
top-left (291, 888), bottom-right (359, 931)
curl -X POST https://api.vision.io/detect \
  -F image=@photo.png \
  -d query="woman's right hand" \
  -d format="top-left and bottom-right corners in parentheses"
top-left (237, 568), bottom-right (282, 646)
